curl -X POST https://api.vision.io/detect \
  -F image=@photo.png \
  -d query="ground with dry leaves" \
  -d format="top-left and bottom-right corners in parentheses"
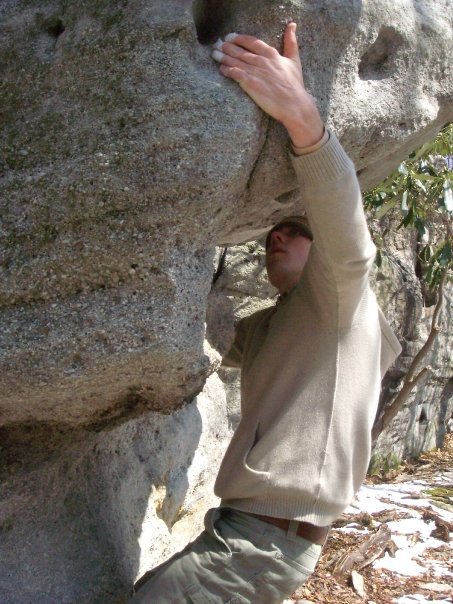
top-left (289, 434), bottom-right (453, 604)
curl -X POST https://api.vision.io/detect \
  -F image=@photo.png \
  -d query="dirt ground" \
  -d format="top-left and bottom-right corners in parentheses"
top-left (290, 434), bottom-right (453, 603)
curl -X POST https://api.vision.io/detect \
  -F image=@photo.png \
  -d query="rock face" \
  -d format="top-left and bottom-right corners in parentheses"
top-left (370, 242), bottom-right (453, 463)
top-left (1, 0), bottom-right (452, 428)
top-left (0, 1), bottom-right (452, 601)
top-left (0, 374), bottom-right (232, 604)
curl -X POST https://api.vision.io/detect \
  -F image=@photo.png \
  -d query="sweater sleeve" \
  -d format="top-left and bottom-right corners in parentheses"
top-left (291, 132), bottom-right (376, 330)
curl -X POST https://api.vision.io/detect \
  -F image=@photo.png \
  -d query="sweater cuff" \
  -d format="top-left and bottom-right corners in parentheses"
top-left (291, 130), bottom-right (355, 187)
top-left (292, 128), bottom-right (329, 155)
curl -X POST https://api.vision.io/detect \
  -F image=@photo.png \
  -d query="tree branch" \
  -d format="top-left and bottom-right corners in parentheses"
top-left (406, 269), bottom-right (446, 382)
top-left (378, 367), bottom-right (431, 435)
top-left (372, 269), bottom-right (447, 442)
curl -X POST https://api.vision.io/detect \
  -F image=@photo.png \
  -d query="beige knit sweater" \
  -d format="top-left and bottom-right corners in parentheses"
top-left (215, 132), bottom-right (402, 526)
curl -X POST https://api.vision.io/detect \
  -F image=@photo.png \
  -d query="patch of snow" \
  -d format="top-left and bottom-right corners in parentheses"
top-left (375, 549), bottom-right (427, 577)
top-left (395, 597), bottom-right (451, 604)
top-left (339, 478), bottom-right (452, 583)
top-left (386, 517), bottom-right (435, 537)
top-left (340, 525), bottom-right (372, 534)
top-left (345, 485), bottom-right (403, 514)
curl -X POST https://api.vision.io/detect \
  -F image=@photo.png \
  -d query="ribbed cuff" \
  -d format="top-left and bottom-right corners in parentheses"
top-left (292, 128), bottom-right (329, 155)
top-left (291, 131), bottom-right (355, 187)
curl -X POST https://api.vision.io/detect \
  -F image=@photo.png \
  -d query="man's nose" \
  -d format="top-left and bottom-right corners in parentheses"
top-left (270, 229), bottom-right (284, 244)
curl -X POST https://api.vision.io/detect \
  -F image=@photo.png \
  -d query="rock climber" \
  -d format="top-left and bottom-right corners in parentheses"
top-left (129, 21), bottom-right (401, 603)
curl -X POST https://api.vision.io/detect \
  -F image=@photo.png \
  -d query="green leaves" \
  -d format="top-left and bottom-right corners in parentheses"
top-left (364, 123), bottom-right (452, 289)
top-left (375, 197), bottom-right (398, 219)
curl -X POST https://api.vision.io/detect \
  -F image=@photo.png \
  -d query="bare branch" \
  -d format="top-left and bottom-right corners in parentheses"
top-left (406, 269), bottom-right (446, 382)
top-left (379, 367), bottom-right (431, 435)
top-left (372, 269), bottom-right (447, 442)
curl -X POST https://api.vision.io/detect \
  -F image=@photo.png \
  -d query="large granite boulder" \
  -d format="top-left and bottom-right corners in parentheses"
top-left (0, 1), bottom-right (452, 601)
top-left (1, 0), bottom-right (452, 429)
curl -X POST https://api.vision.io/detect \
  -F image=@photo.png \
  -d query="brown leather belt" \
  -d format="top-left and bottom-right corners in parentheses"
top-left (248, 513), bottom-right (329, 545)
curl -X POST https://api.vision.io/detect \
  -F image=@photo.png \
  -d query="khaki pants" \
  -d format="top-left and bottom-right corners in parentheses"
top-left (129, 508), bottom-right (323, 603)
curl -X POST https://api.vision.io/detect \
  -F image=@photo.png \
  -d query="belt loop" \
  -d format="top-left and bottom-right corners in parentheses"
top-left (287, 519), bottom-right (299, 541)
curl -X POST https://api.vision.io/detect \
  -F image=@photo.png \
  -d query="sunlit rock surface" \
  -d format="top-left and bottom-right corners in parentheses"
top-left (1, 0), bottom-right (452, 427)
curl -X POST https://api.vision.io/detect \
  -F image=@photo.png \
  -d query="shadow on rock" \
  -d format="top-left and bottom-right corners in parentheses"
top-left (0, 403), bottom-right (204, 603)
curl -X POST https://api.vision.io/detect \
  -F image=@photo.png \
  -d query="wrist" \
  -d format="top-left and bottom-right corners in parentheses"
top-left (282, 100), bottom-right (324, 149)
top-left (292, 128), bottom-right (329, 156)
top-left (285, 118), bottom-right (325, 149)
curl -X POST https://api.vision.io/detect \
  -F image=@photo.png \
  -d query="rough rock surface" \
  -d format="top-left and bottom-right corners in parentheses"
top-left (1, 1), bottom-right (452, 602)
top-left (1, 0), bottom-right (452, 429)
top-left (0, 374), bottom-right (231, 604)
top-left (370, 244), bottom-right (453, 463)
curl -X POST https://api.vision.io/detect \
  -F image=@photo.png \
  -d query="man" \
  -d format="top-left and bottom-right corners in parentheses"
top-left (130, 22), bottom-right (401, 603)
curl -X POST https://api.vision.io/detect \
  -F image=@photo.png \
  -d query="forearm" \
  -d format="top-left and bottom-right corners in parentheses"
top-left (291, 128), bottom-right (329, 156)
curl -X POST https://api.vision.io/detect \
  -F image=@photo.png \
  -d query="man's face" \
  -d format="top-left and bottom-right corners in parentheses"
top-left (265, 224), bottom-right (312, 293)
